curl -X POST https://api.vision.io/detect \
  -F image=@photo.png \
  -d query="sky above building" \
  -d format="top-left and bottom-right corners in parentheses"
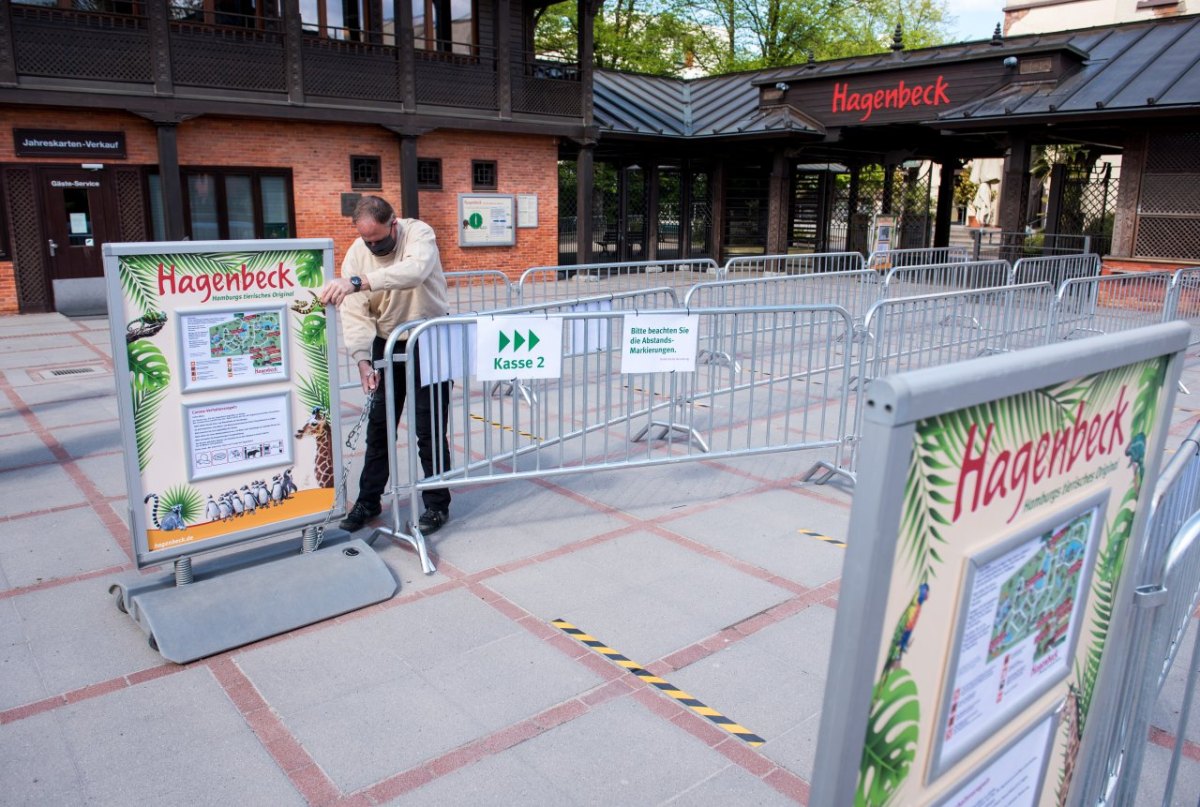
top-left (946, 0), bottom-right (1006, 43)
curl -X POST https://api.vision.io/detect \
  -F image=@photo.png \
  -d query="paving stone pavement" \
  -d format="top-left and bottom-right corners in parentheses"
top-left (0, 312), bottom-right (1196, 806)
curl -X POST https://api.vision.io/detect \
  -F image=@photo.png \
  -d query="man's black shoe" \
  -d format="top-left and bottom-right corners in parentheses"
top-left (339, 500), bottom-right (382, 532)
top-left (417, 508), bottom-right (449, 535)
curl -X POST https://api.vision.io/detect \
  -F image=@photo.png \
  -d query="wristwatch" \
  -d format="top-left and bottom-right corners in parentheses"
top-left (349, 275), bottom-right (363, 292)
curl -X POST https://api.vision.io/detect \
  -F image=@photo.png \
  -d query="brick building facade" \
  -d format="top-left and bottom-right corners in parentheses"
top-left (0, 111), bottom-right (560, 315)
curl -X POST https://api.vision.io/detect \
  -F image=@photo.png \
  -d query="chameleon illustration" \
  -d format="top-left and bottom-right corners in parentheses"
top-left (290, 290), bottom-right (323, 315)
top-left (126, 310), bottom-right (168, 343)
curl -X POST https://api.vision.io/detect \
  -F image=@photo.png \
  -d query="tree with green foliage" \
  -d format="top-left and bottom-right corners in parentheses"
top-left (534, 0), bottom-right (701, 76)
top-left (534, 0), bottom-right (951, 76)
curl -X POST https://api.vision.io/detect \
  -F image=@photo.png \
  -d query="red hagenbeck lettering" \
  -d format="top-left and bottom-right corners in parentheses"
top-left (952, 386), bottom-right (1129, 524)
top-left (830, 75), bottom-right (950, 122)
top-left (156, 262), bottom-right (295, 303)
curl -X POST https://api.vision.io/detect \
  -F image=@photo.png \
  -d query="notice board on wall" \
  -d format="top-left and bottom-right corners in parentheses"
top-left (458, 193), bottom-right (515, 247)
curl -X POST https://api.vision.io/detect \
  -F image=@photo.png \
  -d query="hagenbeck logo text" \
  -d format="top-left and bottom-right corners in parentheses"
top-left (831, 75), bottom-right (950, 122)
top-left (497, 329), bottom-right (540, 352)
top-left (953, 387), bottom-right (1129, 524)
top-left (157, 262), bottom-right (294, 303)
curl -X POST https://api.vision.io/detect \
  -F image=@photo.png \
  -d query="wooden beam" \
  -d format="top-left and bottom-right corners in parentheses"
top-left (155, 123), bottom-right (187, 240)
top-left (497, 0), bottom-right (512, 119)
top-left (1110, 130), bottom-right (1146, 258)
top-left (399, 134), bottom-right (419, 219)
top-left (766, 150), bottom-right (789, 254)
top-left (282, 0), bottom-right (305, 104)
top-left (396, 0), bottom-right (416, 110)
top-left (998, 134), bottom-right (1031, 238)
top-left (0, 1), bottom-right (16, 87)
top-left (933, 159), bottom-right (957, 247)
top-left (576, 143), bottom-right (594, 264)
top-left (147, 0), bottom-right (174, 95)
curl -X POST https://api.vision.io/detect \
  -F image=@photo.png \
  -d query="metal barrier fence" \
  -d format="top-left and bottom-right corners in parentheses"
top-left (866, 245), bottom-right (969, 271)
top-left (1011, 253), bottom-right (1101, 287)
top-left (1050, 272), bottom-right (1174, 342)
top-left (723, 252), bottom-right (865, 277)
top-left (840, 283), bottom-right (1057, 477)
top-left (684, 269), bottom-right (883, 324)
top-left (516, 258), bottom-right (719, 305)
top-left (379, 304), bottom-right (857, 571)
top-left (881, 259), bottom-right (1012, 297)
top-left (1165, 267), bottom-right (1200, 347)
top-left (1092, 428), bottom-right (1200, 806)
top-left (337, 269), bottom-right (517, 390)
top-left (445, 269), bottom-right (516, 313)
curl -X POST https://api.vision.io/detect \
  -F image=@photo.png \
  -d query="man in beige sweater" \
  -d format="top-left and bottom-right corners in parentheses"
top-left (320, 195), bottom-right (452, 535)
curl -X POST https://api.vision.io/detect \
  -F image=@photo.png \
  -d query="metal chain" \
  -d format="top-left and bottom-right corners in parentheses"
top-left (310, 391), bottom-right (375, 550)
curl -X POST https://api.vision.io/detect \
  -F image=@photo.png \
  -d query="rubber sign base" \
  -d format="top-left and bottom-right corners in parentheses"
top-left (109, 532), bottom-right (397, 664)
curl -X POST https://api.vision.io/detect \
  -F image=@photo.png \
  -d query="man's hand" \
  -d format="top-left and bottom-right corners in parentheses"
top-left (358, 359), bottom-right (379, 394)
top-left (320, 276), bottom-right (369, 307)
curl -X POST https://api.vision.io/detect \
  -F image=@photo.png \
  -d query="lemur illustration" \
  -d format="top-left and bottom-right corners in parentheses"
top-left (144, 493), bottom-right (186, 531)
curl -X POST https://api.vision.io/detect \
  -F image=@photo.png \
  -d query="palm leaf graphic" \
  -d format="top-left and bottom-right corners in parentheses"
top-left (118, 256), bottom-right (163, 316)
top-left (293, 309), bottom-right (330, 413)
top-left (160, 484), bottom-right (204, 523)
top-left (216, 250), bottom-right (325, 288)
top-left (131, 382), bottom-right (168, 472)
top-left (1074, 358), bottom-right (1166, 727)
top-left (1057, 358), bottom-right (1166, 803)
top-left (126, 340), bottom-right (170, 471)
top-left (856, 669), bottom-right (921, 807)
top-left (127, 339), bottom-right (170, 391)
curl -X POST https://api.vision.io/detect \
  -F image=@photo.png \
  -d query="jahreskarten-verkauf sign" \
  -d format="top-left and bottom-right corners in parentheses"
top-left (15, 128), bottom-right (126, 158)
top-left (810, 323), bottom-right (1188, 807)
top-left (103, 240), bottom-right (343, 568)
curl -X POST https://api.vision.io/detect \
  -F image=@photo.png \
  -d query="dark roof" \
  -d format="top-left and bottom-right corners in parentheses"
top-left (937, 15), bottom-right (1200, 124)
top-left (592, 14), bottom-right (1200, 139)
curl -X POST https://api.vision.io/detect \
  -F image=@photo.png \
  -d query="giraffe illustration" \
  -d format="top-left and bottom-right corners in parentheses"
top-left (294, 406), bottom-right (334, 488)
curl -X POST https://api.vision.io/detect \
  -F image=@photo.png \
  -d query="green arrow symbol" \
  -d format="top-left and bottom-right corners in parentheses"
top-left (527, 330), bottom-right (540, 350)
top-left (514, 331), bottom-right (526, 351)
top-left (498, 331), bottom-right (510, 352)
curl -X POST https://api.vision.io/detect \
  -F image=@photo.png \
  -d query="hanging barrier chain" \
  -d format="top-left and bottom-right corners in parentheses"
top-left (306, 392), bottom-right (375, 552)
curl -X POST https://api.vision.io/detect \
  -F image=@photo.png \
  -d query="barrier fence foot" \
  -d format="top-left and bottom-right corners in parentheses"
top-left (801, 460), bottom-right (856, 487)
top-left (375, 525), bottom-right (437, 575)
top-left (632, 421), bottom-right (709, 453)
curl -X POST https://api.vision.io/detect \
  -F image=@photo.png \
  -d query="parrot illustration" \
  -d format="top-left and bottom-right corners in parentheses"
top-left (1125, 431), bottom-right (1146, 489)
top-left (883, 582), bottom-right (930, 677)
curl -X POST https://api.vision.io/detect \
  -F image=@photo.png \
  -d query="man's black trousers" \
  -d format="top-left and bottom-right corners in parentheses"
top-left (356, 336), bottom-right (451, 512)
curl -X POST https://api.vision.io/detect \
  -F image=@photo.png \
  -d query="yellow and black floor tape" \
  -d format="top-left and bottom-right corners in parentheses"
top-left (798, 528), bottom-right (845, 548)
top-left (552, 618), bottom-right (765, 747)
top-left (468, 412), bottom-right (542, 441)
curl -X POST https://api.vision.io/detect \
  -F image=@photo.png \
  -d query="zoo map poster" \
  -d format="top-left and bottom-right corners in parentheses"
top-left (104, 240), bottom-right (342, 568)
top-left (809, 325), bottom-right (1186, 807)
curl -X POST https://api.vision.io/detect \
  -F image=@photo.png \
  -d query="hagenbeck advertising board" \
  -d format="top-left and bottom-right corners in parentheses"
top-left (104, 240), bottom-right (342, 568)
top-left (810, 324), bottom-right (1187, 807)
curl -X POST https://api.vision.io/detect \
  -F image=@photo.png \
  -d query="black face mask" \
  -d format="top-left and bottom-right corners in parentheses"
top-left (364, 222), bottom-right (397, 257)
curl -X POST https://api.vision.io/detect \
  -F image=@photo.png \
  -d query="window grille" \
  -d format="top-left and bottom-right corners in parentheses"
top-left (350, 155), bottom-right (381, 189)
top-left (417, 158), bottom-right (442, 190)
top-left (472, 160), bottom-right (497, 190)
